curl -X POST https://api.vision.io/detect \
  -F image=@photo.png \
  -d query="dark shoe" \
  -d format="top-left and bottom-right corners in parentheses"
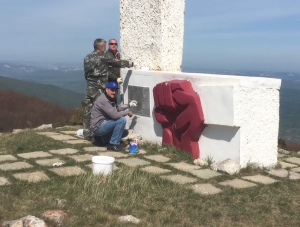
top-left (107, 144), bottom-right (125, 152)
top-left (93, 136), bottom-right (105, 147)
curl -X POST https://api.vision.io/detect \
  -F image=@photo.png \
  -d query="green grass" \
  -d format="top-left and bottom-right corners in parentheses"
top-left (1, 130), bottom-right (300, 226)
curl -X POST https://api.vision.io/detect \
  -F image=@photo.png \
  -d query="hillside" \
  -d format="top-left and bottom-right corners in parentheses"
top-left (0, 75), bottom-right (84, 108)
top-left (0, 90), bottom-right (76, 133)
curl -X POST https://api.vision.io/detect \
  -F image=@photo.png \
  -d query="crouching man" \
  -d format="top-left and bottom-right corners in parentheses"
top-left (90, 82), bottom-right (137, 151)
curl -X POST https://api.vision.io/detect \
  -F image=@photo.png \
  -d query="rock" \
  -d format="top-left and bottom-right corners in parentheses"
top-left (34, 124), bottom-right (52, 130)
top-left (1, 215), bottom-right (47, 227)
top-left (289, 171), bottom-right (300, 180)
top-left (211, 159), bottom-right (241, 175)
top-left (268, 169), bottom-right (289, 178)
top-left (12, 129), bottom-right (25, 134)
top-left (278, 149), bottom-right (290, 154)
top-left (118, 215), bottom-right (140, 224)
top-left (194, 158), bottom-right (208, 166)
top-left (42, 210), bottom-right (67, 226)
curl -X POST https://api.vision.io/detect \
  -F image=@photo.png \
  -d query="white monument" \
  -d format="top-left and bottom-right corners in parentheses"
top-left (120, 0), bottom-right (281, 168)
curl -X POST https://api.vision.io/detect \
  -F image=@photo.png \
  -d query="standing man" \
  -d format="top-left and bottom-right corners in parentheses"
top-left (105, 39), bottom-right (122, 83)
top-left (83, 38), bottom-right (134, 141)
top-left (90, 82), bottom-right (137, 151)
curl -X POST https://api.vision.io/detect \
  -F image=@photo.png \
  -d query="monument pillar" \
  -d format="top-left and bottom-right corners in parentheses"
top-left (120, 0), bottom-right (185, 71)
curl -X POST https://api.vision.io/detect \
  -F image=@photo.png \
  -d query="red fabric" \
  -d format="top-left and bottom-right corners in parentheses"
top-left (153, 80), bottom-right (206, 158)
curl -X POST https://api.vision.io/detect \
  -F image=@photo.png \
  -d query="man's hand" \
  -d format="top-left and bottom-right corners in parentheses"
top-left (128, 111), bottom-right (133, 118)
top-left (117, 78), bottom-right (123, 84)
top-left (128, 60), bottom-right (134, 67)
top-left (129, 100), bottom-right (137, 107)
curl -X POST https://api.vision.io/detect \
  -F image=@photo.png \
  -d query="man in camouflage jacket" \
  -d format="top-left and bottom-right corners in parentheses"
top-left (83, 38), bottom-right (134, 140)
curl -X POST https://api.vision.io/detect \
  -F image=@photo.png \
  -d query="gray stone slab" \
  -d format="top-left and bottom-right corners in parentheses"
top-left (60, 131), bottom-right (77, 135)
top-left (289, 171), bottom-right (300, 180)
top-left (13, 171), bottom-right (50, 182)
top-left (189, 169), bottom-right (223, 179)
top-left (0, 177), bottom-right (10, 186)
top-left (137, 149), bottom-right (147, 154)
top-left (279, 161), bottom-right (298, 168)
top-left (117, 158), bottom-right (150, 167)
top-left (84, 147), bottom-right (107, 152)
top-left (268, 169), bottom-right (289, 178)
top-left (17, 151), bottom-right (52, 159)
top-left (140, 166), bottom-right (172, 174)
top-left (219, 179), bottom-right (257, 189)
top-left (277, 153), bottom-right (286, 158)
top-left (64, 139), bottom-right (91, 144)
top-left (144, 155), bottom-right (170, 163)
top-left (290, 167), bottom-right (300, 173)
top-left (35, 132), bottom-right (61, 136)
top-left (97, 152), bottom-right (128, 158)
top-left (36, 158), bottom-right (65, 166)
top-left (50, 166), bottom-right (85, 176)
top-left (49, 148), bottom-right (79, 155)
top-left (0, 162), bottom-right (33, 171)
top-left (189, 183), bottom-right (222, 195)
top-left (160, 174), bottom-right (197, 184)
top-left (68, 154), bottom-right (93, 162)
top-left (242, 174), bottom-right (278, 185)
top-left (0, 155), bottom-right (17, 162)
top-left (167, 162), bottom-right (200, 171)
top-left (48, 134), bottom-right (78, 141)
top-left (285, 157), bottom-right (300, 165)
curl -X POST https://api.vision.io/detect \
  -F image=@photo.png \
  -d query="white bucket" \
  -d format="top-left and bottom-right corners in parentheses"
top-left (92, 156), bottom-right (115, 175)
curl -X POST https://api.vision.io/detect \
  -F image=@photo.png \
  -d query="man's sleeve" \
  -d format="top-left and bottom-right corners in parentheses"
top-left (102, 53), bottom-right (130, 68)
top-left (101, 100), bottom-right (129, 119)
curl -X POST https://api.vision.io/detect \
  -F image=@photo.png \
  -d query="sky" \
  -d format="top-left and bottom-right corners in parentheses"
top-left (1, 0), bottom-right (300, 72)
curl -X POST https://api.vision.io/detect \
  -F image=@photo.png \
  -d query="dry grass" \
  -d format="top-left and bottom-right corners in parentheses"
top-left (1, 130), bottom-right (300, 226)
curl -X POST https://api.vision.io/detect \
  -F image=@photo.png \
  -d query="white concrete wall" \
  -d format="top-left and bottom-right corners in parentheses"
top-left (120, 0), bottom-right (185, 71)
top-left (122, 69), bottom-right (281, 168)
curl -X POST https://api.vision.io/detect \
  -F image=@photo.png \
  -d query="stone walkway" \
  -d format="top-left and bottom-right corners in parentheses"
top-left (0, 131), bottom-right (300, 196)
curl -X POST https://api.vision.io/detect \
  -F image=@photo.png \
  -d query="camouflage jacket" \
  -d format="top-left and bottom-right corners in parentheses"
top-left (105, 49), bottom-right (121, 82)
top-left (84, 50), bottom-right (131, 90)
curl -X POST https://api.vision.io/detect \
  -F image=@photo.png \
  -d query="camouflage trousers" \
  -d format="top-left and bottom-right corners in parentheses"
top-left (83, 87), bottom-right (103, 140)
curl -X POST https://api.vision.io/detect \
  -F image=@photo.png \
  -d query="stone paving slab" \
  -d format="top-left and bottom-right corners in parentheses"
top-left (144, 155), bottom-right (170, 163)
top-left (17, 151), bottom-right (52, 159)
top-left (97, 152), bottom-right (128, 158)
top-left (0, 155), bottom-right (17, 162)
top-left (290, 167), bottom-right (300, 173)
top-left (189, 183), bottom-right (222, 195)
top-left (188, 169), bottom-right (223, 179)
top-left (242, 174), bottom-right (278, 185)
top-left (35, 132), bottom-right (61, 136)
top-left (289, 171), bottom-right (300, 180)
top-left (277, 153), bottom-right (287, 158)
top-left (117, 158), bottom-right (151, 167)
top-left (48, 134), bottom-right (78, 141)
top-left (160, 174), bottom-right (197, 184)
top-left (140, 166), bottom-right (172, 174)
top-left (68, 154), bottom-right (93, 162)
top-left (60, 131), bottom-right (77, 135)
top-left (0, 162), bottom-right (33, 171)
top-left (64, 139), bottom-right (91, 144)
top-left (13, 171), bottom-right (50, 182)
top-left (50, 166), bottom-right (85, 176)
top-left (137, 149), bottom-right (147, 154)
top-left (268, 169), bottom-right (289, 178)
top-left (167, 162), bottom-right (200, 171)
top-left (219, 179), bottom-right (257, 189)
top-left (279, 161), bottom-right (298, 168)
top-left (284, 157), bottom-right (300, 165)
top-left (84, 147), bottom-right (107, 152)
top-left (49, 148), bottom-right (79, 155)
top-left (0, 177), bottom-right (10, 186)
top-left (36, 158), bottom-right (65, 166)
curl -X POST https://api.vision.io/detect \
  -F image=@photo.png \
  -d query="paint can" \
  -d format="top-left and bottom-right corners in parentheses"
top-left (129, 141), bottom-right (139, 153)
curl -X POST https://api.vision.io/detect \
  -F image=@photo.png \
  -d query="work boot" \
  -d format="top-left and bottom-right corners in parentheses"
top-left (107, 144), bottom-right (125, 152)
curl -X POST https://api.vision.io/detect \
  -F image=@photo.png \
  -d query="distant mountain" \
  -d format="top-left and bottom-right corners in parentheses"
top-left (0, 89), bottom-right (76, 133)
top-left (0, 75), bottom-right (84, 109)
top-left (0, 62), bottom-right (86, 94)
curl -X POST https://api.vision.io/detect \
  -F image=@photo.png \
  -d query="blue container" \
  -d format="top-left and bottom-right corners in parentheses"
top-left (129, 142), bottom-right (139, 153)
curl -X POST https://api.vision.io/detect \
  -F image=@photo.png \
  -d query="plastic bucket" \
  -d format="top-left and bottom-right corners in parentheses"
top-left (92, 156), bottom-right (115, 175)
top-left (129, 142), bottom-right (139, 153)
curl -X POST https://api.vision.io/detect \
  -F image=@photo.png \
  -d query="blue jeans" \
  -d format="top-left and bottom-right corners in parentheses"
top-left (93, 117), bottom-right (128, 145)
